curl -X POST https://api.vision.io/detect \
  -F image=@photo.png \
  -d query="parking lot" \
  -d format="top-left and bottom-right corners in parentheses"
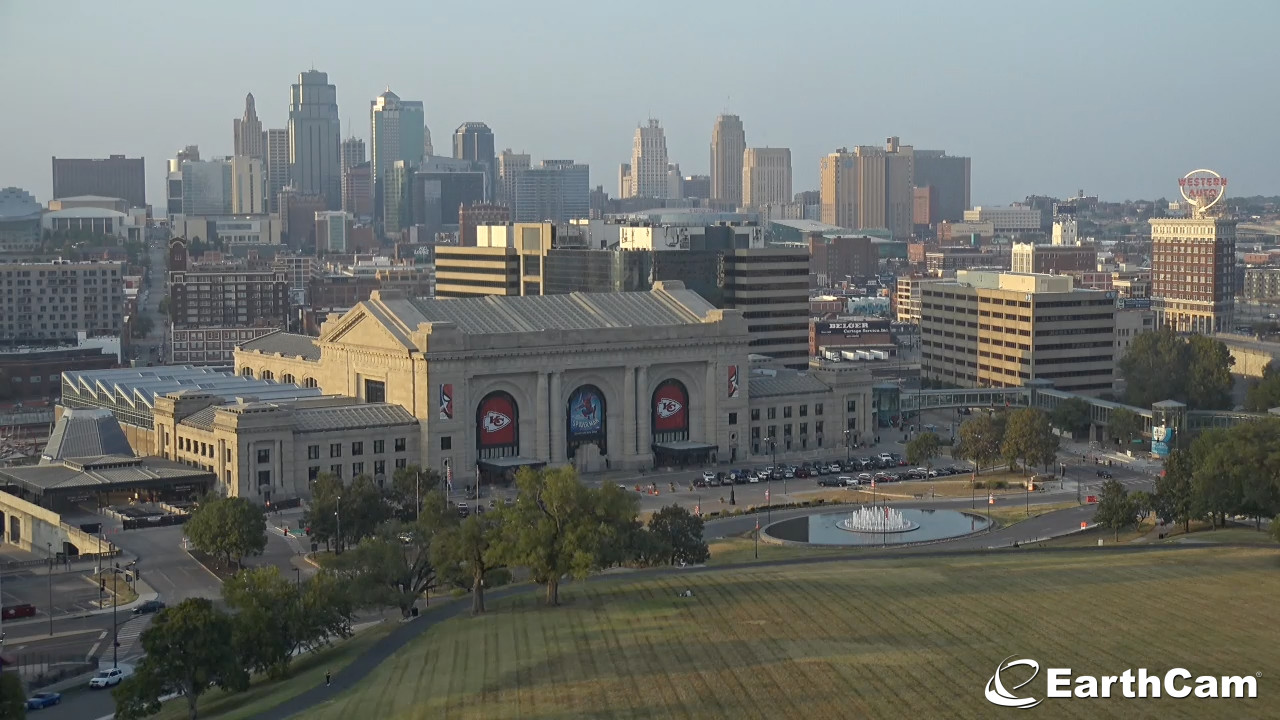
top-left (0, 564), bottom-right (111, 617)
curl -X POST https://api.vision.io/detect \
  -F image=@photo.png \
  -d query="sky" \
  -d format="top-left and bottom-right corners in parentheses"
top-left (3, 0), bottom-right (1278, 209)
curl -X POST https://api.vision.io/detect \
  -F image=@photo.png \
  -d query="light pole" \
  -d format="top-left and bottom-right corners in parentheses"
top-left (112, 562), bottom-right (119, 669)
top-left (1026, 476), bottom-right (1031, 516)
top-left (844, 429), bottom-right (852, 464)
top-left (415, 470), bottom-right (421, 520)
top-left (45, 542), bottom-right (53, 637)
top-left (335, 495), bottom-right (342, 555)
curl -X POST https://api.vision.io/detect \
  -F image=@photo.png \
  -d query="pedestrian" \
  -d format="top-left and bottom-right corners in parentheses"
top-left (325, 670), bottom-right (331, 687)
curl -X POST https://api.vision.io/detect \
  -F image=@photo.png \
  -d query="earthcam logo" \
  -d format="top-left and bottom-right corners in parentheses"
top-left (985, 656), bottom-right (1258, 708)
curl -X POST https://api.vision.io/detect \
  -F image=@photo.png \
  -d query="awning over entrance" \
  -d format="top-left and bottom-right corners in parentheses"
top-left (653, 441), bottom-right (717, 453)
top-left (477, 456), bottom-right (547, 471)
top-left (652, 441), bottom-right (718, 468)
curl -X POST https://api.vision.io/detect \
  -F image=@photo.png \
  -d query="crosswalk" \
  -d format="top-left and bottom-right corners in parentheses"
top-left (112, 616), bottom-right (151, 658)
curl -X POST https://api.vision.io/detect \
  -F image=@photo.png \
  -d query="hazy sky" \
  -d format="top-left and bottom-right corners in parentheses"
top-left (3, 0), bottom-right (1277, 208)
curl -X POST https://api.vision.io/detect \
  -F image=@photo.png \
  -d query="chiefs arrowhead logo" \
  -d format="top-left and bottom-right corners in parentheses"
top-left (656, 397), bottom-right (683, 418)
top-left (482, 410), bottom-right (512, 434)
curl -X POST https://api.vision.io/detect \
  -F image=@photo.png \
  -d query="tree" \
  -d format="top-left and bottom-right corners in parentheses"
top-left (1189, 429), bottom-right (1242, 529)
top-left (1245, 361), bottom-right (1280, 412)
top-left (1001, 408), bottom-right (1056, 474)
top-left (1154, 448), bottom-right (1195, 533)
top-left (387, 465), bottom-right (441, 522)
top-left (112, 598), bottom-right (249, 720)
top-left (222, 566), bottom-right (353, 678)
top-left (0, 673), bottom-right (24, 720)
top-left (433, 511), bottom-right (504, 615)
top-left (905, 431), bottom-right (941, 471)
top-left (492, 466), bottom-right (638, 605)
top-left (953, 413), bottom-right (1004, 476)
top-left (1107, 408), bottom-right (1144, 447)
top-left (1119, 327), bottom-right (1187, 408)
top-left (1185, 335), bottom-right (1235, 410)
top-left (1272, 515), bottom-right (1280, 544)
top-left (1049, 397), bottom-right (1092, 438)
top-left (303, 473), bottom-right (390, 553)
top-left (1092, 479), bottom-right (1136, 541)
top-left (184, 496), bottom-right (267, 569)
top-left (324, 491), bottom-right (454, 616)
top-left (646, 504), bottom-right (710, 566)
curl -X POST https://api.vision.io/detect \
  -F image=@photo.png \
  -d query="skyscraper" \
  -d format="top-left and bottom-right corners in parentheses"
top-left (341, 137), bottom-right (366, 176)
top-left (181, 159), bottom-right (232, 216)
top-left (497, 148), bottom-right (531, 207)
top-left (371, 90), bottom-right (425, 234)
top-left (51, 155), bottom-right (146, 208)
top-left (819, 138), bottom-right (914, 238)
top-left (452, 122), bottom-right (496, 200)
top-left (288, 70), bottom-right (341, 209)
top-left (263, 129), bottom-right (290, 213)
top-left (913, 150), bottom-right (971, 223)
top-left (231, 156), bottom-right (265, 214)
top-left (233, 93), bottom-right (264, 159)
top-left (819, 149), bottom-right (856, 228)
top-left (510, 160), bottom-right (590, 223)
top-left (626, 119), bottom-right (669, 199)
top-left (742, 147), bottom-right (792, 208)
top-left (710, 114), bottom-right (746, 206)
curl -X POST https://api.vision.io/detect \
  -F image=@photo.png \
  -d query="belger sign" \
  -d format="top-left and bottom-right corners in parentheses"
top-left (1179, 169), bottom-right (1227, 213)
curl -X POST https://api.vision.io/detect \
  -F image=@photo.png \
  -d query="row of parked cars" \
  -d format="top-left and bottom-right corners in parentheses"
top-left (814, 463), bottom-right (972, 487)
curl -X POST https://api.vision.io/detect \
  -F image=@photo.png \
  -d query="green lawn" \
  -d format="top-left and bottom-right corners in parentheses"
top-left (295, 548), bottom-right (1280, 720)
top-left (149, 622), bottom-right (394, 720)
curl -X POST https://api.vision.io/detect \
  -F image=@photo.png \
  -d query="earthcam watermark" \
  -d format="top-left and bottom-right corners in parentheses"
top-left (986, 656), bottom-right (1258, 709)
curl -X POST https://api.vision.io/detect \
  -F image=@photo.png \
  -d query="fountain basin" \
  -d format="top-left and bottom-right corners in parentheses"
top-left (764, 507), bottom-right (993, 546)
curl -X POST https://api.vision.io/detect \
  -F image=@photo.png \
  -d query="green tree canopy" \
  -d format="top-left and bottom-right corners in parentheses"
top-left (1092, 479), bottom-right (1137, 541)
top-left (223, 566), bottom-right (353, 678)
top-left (953, 413), bottom-right (1004, 476)
top-left (1153, 447), bottom-right (1195, 532)
top-left (0, 672), bottom-right (24, 720)
top-left (433, 511), bottom-right (505, 615)
top-left (906, 431), bottom-right (941, 470)
top-left (1049, 397), bottom-right (1092, 437)
top-left (646, 504), bottom-right (710, 566)
top-left (1118, 328), bottom-right (1234, 410)
top-left (112, 598), bottom-right (249, 720)
top-left (184, 496), bottom-right (267, 569)
top-left (1001, 408), bottom-right (1057, 474)
top-left (1185, 335), bottom-right (1235, 410)
top-left (1107, 408), bottom-right (1144, 446)
top-left (304, 473), bottom-right (390, 553)
top-left (1245, 361), bottom-right (1280, 412)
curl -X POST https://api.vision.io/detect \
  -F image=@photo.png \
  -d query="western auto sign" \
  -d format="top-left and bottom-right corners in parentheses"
top-left (1179, 169), bottom-right (1227, 213)
top-left (477, 392), bottom-right (517, 448)
top-left (653, 380), bottom-right (689, 432)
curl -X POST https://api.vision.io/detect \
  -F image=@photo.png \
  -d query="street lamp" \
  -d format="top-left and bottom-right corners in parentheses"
top-left (112, 562), bottom-right (119, 669)
top-left (335, 495), bottom-right (343, 555)
top-left (843, 429), bottom-right (852, 464)
top-left (45, 542), bottom-right (53, 637)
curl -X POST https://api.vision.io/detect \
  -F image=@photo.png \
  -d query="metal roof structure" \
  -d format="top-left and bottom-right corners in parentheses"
top-left (748, 369), bottom-right (832, 398)
top-left (41, 408), bottom-right (133, 463)
top-left (292, 403), bottom-right (416, 432)
top-left (238, 331), bottom-right (322, 361)
top-left (0, 455), bottom-right (214, 498)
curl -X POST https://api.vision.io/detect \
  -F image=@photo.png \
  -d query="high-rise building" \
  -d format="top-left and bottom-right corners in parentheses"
top-left (742, 147), bottom-right (792, 208)
top-left (819, 139), bottom-right (915, 238)
top-left (233, 93), bottom-right (264, 159)
top-left (51, 155), bottom-right (146, 209)
top-left (666, 163), bottom-right (684, 200)
top-left (371, 90), bottom-right (425, 234)
top-left (263, 129), bottom-right (290, 213)
top-left (920, 271), bottom-right (1116, 395)
top-left (1151, 217), bottom-right (1236, 334)
top-left (964, 205), bottom-right (1043, 235)
top-left (810, 236), bottom-right (877, 286)
top-left (342, 162), bottom-right (373, 218)
top-left (458, 203), bottom-right (511, 247)
top-left (288, 70), bottom-right (341, 209)
top-left (710, 114), bottom-right (746, 206)
top-left (0, 260), bottom-right (124, 343)
top-left (497, 149), bottom-right (531, 206)
top-left (173, 145), bottom-right (201, 169)
top-left (315, 210), bottom-right (353, 254)
top-left (682, 175), bottom-right (711, 201)
top-left (181, 159), bottom-right (232, 216)
top-left (414, 170), bottom-right (485, 229)
top-left (1010, 242), bottom-right (1096, 275)
top-left (382, 161), bottom-right (415, 239)
top-left (230, 156), bottom-right (265, 214)
top-left (913, 150), bottom-right (971, 223)
top-left (423, 125), bottom-right (434, 157)
top-left (452, 122), bottom-right (495, 200)
top-left (625, 120), bottom-right (670, 199)
top-left (511, 160), bottom-right (590, 223)
top-left (341, 137), bottom-right (366, 177)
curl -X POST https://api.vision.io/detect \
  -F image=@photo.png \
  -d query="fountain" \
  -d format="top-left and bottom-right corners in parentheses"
top-left (837, 505), bottom-right (920, 534)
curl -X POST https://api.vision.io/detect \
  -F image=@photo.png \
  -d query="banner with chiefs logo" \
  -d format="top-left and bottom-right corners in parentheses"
top-left (652, 379), bottom-right (689, 433)
top-left (476, 392), bottom-right (518, 448)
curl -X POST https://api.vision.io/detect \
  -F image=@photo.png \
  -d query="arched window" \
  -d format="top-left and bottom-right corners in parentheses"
top-left (476, 391), bottom-right (519, 460)
top-left (241, 367), bottom-right (254, 378)
top-left (282, 374), bottom-right (295, 384)
top-left (303, 377), bottom-right (317, 388)
top-left (261, 370), bottom-right (274, 381)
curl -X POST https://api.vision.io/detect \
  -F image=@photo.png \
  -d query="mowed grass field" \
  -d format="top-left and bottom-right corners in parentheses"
top-left (299, 548), bottom-right (1279, 720)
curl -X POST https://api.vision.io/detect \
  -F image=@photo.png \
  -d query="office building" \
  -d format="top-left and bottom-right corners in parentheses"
top-left (1150, 217), bottom-right (1237, 333)
top-left (263, 128), bottom-right (290, 213)
top-left (371, 90), bottom-right (425, 229)
top-left (810, 235), bottom-right (876, 287)
top-left (341, 137), bottom-right (366, 177)
top-left (912, 150), bottom-right (971, 223)
top-left (683, 175), bottom-right (711, 201)
top-left (920, 271), bottom-right (1116, 395)
top-left (315, 211), bottom-right (353, 254)
top-left (167, 242), bottom-right (289, 329)
top-left (232, 93), bottom-right (264, 159)
top-left (342, 162), bottom-right (373, 219)
top-left (181, 159), bottom-right (232, 216)
top-left (510, 160), bottom-right (589, 223)
top-left (913, 185), bottom-right (939, 229)
top-left (434, 245), bottom-right (522, 298)
top-left (452, 122), bottom-right (495, 200)
top-left (231, 156), bottom-right (265, 214)
top-left (1115, 307), bottom-right (1155, 358)
top-left (1010, 243), bottom-right (1097, 275)
top-left (497, 149), bottom-right (531, 206)
top-left (963, 205), bottom-right (1042, 235)
top-left (818, 139), bottom-right (914, 239)
top-left (0, 187), bottom-right (43, 254)
top-left (710, 115), bottom-right (746, 206)
top-left (278, 190), bottom-right (328, 248)
top-left (742, 148), bottom-right (792, 208)
top-left (894, 275), bottom-right (943, 323)
top-left (51, 156), bottom-right (145, 209)
top-left (0, 260), bottom-right (124, 344)
top-left (414, 169), bottom-right (485, 228)
top-left (169, 215), bottom-right (281, 247)
top-left (1243, 268), bottom-right (1280, 301)
top-left (622, 120), bottom-right (670, 199)
top-left (381, 161), bottom-right (415, 239)
top-left (288, 70), bottom-right (341, 208)
top-left (458, 204), bottom-right (510, 247)
top-left (925, 246), bottom-right (1007, 273)
top-left (173, 145), bottom-right (201, 168)
top-left (423, 125), bottom-right (433, 157)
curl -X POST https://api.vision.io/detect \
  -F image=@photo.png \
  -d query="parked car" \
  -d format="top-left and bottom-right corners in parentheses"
top-left (1, 604), bottom-right (36, 620)
top-left (133, 600), bottom-right (166, 615)
top-left (456, 502), bottom-right (471, 517)
top-left (747, 470), bottom-right (760, 483)
top-left (89, 668), bottom-right (127, 689)
top-left (26, 692), bottom-right (61, 710)
top-left (1097, 470), bottom-right (1113, 479)
top-left (857, 472), bottom-right (873, 484)
top-left (828, 463), bottom-right (842, 473)
top-left (702, 471), bottom-right (716, 484)
top-left (817, 477), bottom-right (843, 487)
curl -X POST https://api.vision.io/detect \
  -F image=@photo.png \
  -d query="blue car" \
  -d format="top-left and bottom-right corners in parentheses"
top-left (27, 692), bottom-right (62, 709)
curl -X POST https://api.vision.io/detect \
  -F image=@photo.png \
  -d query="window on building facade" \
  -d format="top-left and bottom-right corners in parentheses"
top-left (309, 466), bottom-right (320, 481)
top-left (728, 412), bottom-right (737, 426)
top-left (374, 460), bottom-right (386, 477)
top-left (373, 439), bottom-right (385, 454)
top-left (308, 445), bottom-right (320, 460)
top-left (395, 458), bottom-right (407, 469)
top-left (751, 408), bottom-right (760, 421)
top-left (800, 405), bottom-right (808, 417)
top-left (257, 469), bottom-right (270, 486)
top-left (352, 441), bottom-right (364, 456)
top-left (330, 464), bottom-right (342, 478)
top-left (256, 448), bottom-right (270, 464)
top-left (330, 443), bottom-right (342, 458)
top-left (847, 399), bottom-right (856, 413)
top-left (767, 407), bottom-right (776, 420)
top-left (783, 406), bottom-right (792, 419)
top-left (441, 436), bottom-right (452, 450)
top-left (353, 462), bottom-right (365, 477)
top-left (364, 379), bottom-right (386, 404)
top-left (395, 437), bottom-right (406, 452)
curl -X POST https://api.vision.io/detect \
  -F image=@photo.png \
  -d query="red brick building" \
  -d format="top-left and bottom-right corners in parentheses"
top-left (809, 235), bottom-right (876, 287)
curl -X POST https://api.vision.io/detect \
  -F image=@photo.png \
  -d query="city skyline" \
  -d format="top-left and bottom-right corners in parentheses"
top-left (3, 0), bottom-right (1278, 208)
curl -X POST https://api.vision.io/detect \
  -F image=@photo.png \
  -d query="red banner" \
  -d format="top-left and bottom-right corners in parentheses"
top-left (477, 393), bottom-right (517, 448)
top-left (653, 380), bottom-right (688, 432)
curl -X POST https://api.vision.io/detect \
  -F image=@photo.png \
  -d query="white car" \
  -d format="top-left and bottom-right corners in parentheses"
top-left (701, 471), bottom-right (716, 483)
top-left (89, 667), bottom-right (126, 689)
top-left (747, 471), bottom-right (760, 484)
top-left (837, 476), bottom-right (856, 487)
top-left (828, 463), bottom-right (842, 473)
